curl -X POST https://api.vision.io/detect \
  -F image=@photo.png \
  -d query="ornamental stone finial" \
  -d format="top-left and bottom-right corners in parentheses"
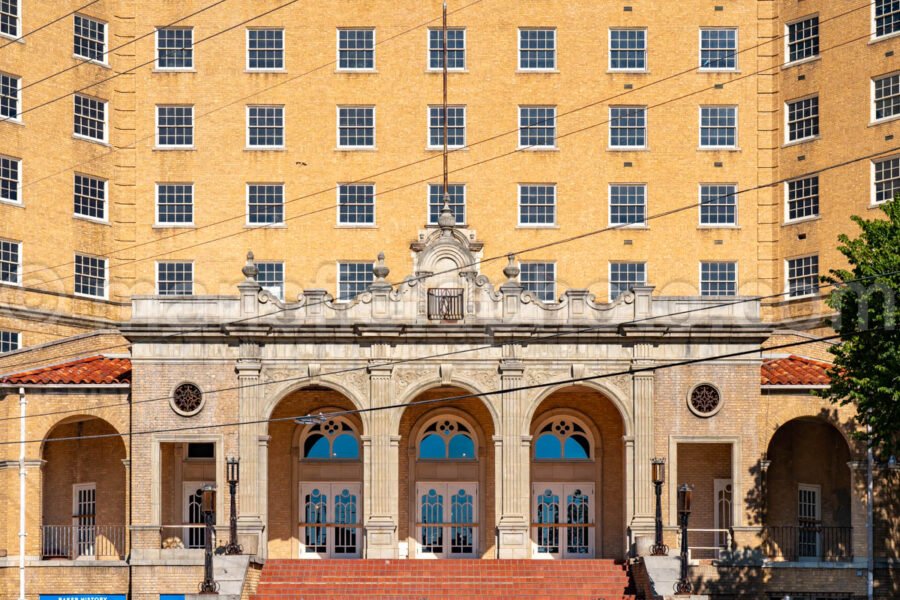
top-left (438, 196), bottom-right (456, 232)
top-left (242, 250), bottom-right (258, 281)
top-left (373, 251), bottom-right (390, 282)
top-left (503, 254), bottom-right (520, 281)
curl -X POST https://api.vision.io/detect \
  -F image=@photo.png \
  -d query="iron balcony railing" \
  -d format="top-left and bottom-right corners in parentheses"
top-left (427, 288), bottom-right (464, 321)
top-left (762, 524), bottom-right (853, 562)
top-left (41, 524), bottom-right (126, 560)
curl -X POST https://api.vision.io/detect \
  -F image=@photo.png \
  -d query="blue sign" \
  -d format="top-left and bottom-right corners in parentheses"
top-left (40, 596), bottom-right (126, 600)
top-left (161, 596), bottom-right (186, 600)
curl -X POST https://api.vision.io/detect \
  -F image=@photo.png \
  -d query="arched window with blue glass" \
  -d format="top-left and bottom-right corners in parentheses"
top-left (533, 417), bottom-right (593, 461)
top-left (417, 416), bottom-right (477, 460)
top-left (301, 416), bottom-right (361, 460)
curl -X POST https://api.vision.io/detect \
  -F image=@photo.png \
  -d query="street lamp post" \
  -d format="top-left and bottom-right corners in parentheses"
top-left (224, 457), bottom-right (242, 555)
top-left (651, 458), bottom-right (668, 556)
top-left (675, 484), bottom-right (693, 595)
top-left (199, 484), bottom-right (219, 594)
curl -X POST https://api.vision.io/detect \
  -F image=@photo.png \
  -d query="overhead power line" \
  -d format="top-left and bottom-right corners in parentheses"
top-left (0, 0), bottom-right (103, 50)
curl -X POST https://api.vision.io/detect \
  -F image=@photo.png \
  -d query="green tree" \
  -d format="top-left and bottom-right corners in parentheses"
top-left (820, 199), bottom-right (900, 454)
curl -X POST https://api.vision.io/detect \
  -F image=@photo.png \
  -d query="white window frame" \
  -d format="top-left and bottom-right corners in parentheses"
top-left (519, 261), bottom-right (557, 303)
top-left (784, 95), bottom-right (819, 144)
top-left (427, 182), bottom-right (466, 226)
top-left (518, 105), bottom-right (557, 150)
top-left (155, 27), bottom-right (194, 71)
top-left (872, 71), bottom-right (900, 124)
top-left (609, 261), bottom-right (647, 301)
top-left (699, 105), bottom-right (738, 150)
top-left (608, 183), bottom-right (648, 227)
top-left (427, 27), bottom-right (466, 72)
top-left (873, 0), bottom-right (900, 40)
top-left (73, 94), bottom-right (108, 144)
top-left (155, 104), bottom-right (194, 149)
top-left (336, 105), bottom-right (376, 150)
top-left (256, 261), bottom-right (285, 300)
top-left (608, 28), bottom-right (648, 73)
top-left (0, 238), bottom-right (21, 286)
top-left (698, 183), bottom-right (738, 228)
top-left (73, 14), bottom-right (107, 65)
top-left (246, 105), bottom-right (285, 149)
top-left (0, 71), bottom-right (22, 123)
top-left (784, 15), bottom-right (819, 66)
top-left (698, 27), bottom-right (738, 72)
top-left (246, 28), bottom-right (285, 72)
top-left (336, 183), bottom-right (376, 227)
top-left (336, 28), bottom-right (376, 72)
top-left (784, 176), bottom-right (820, 223)
top-left (797, 483), bottom-right (823, 560)
top-left (785, 255), bottom-right (819, 299)
top-left (0, 154), bottom-right (22, 205)
top-left (427, 105), bottom-right (466, 150)
top-left (155, 182), bottom-right (194, 227)
top-left (517, 27), bottom-right (557, 72)
top-left (336, 261), bottom-right (375, 302)
top-left (73, 173), bottom-right (108, 223)
top-left (0, 330), bottom-right (20, 353)
top-left (156, 260), bottom-right (194, 296)
top-left (871, 155), bottom-right (900, 205)
top-left (0, 0), bottom-right (21, 41)
top-left (608, 106), bottom-right (648, 150)
top-left (246, 182), bottom-right (285, 227)
top-left (517, 183), bottom-right (557, 228)
top-left (699, 261), bottom-right (738, 297)
top-left (73, 253), bottom-right (108, 300)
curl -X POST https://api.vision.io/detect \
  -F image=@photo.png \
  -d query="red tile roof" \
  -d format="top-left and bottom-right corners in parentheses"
top-left (761, 355), bottom-right (832, 387)
top-left (0, 355), bottom-right (131, 385)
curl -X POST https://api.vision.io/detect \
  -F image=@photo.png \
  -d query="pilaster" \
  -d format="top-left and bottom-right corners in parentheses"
top-left (236, 342), bottom-right (264, 555)
top-left (847, 460), bottom-right (868, 562)
top-left (630, 344), bottom-right (656, 537)
top-left (364, 358), bottom-right (398, 558)
top-left (496, 345), bottom-right (530, 558)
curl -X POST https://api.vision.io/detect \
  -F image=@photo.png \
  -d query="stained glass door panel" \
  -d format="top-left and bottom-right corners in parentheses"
top-left (416, 482), bottom-right (477, 558)
top-left (299, 483), bottom-right (361, 558)
top-left (533, 483), bottom-right (594, 558)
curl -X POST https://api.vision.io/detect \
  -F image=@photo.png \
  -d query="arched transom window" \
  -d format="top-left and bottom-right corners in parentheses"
top-left (418, 416), bottom-right (476, 460)
top-left (302, 416), bottom-right (360, 460)
top-left (534, 417), bottom-right (593, 460)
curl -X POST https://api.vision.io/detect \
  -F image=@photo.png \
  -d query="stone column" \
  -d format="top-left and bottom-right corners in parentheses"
top-left (236, 342), bottom-right (265, 555)
top-left (847, 460), bottom-right (868, 564)
top-left (364, 361), bottom-right (398, 558)
top-left (630, 344), bottom-right (656, 540)
top-left (256, 435), bottom-right (270, 558)
top-left (496, 346), bottom-right (530, 558)
top-left (122, 458), bottom-right (131, 555)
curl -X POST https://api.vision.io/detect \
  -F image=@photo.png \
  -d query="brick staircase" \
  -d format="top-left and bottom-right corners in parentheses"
top-left (251, 558), bottom-right (637, 599)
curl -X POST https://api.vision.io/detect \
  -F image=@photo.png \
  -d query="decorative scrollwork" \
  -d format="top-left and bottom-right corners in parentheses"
top-left (171, 383), bottom-right (204, 416)
top-left (688, 383), bottom-right (722, 417)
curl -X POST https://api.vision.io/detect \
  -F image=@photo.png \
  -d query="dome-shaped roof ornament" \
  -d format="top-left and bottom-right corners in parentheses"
top-left (438, 196), bottom-right (456, 233)
top-left (242, 250), bottom-right (258, 281)
top-left (503, 254), bottom-right (520, 282)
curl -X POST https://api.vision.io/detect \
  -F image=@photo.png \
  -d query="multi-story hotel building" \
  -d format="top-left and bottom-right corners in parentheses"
top-left (0, 1), bottom-right (898, 598)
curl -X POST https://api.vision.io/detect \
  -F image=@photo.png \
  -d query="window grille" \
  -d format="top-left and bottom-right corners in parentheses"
top-left (427, 288), bottom-right (464, 320)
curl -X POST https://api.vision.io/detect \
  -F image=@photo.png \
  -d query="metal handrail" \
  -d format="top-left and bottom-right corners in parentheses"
top-left (40, 524), bottom-right (126, 560)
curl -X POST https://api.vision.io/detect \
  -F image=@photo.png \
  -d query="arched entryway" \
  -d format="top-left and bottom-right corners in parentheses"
top-left (528, 385), bottom-right (626, 560)
top-left (397, 386), bottom-right (496, 559)
top-left (267, 385), bottom-right (365, 559)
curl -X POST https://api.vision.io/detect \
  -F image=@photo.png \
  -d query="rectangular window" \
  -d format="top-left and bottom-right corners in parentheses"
top-left (520, 262), bottom-right (556, 302)
top-left (338, 183), bottom-right (375, 225)
top-left (519, 28), bottom-right (556, 70)
top-left (699, 184), bottom-right (737, 226)
top-left (609, 184), bottom-right (647, 226)
top-left (518, 184), bottom-right (556, 226)
top-left (0, 238), bottom-right (20, 285)
top-left (700, 261), bottom-right (737, 297)
top-left (786, 97), bottom-right (819, 143)
top-left (338, 28), bottom-right (375, 70)
top-left (74, 253), bottom-right (107, 299)
top-left (74, 174), bottom-right (106, 221)
top-left (428, 28), bottom-right (465, 70)
top-left (156, 105), bottom-right (194, 147)
top-left (428, 106), bottom-right (466, 148)
top-left (247, 183), bottom-right (284, 225)
top-left (874, 156), bottom-right (900, 204)
top-left (157, 261), bottom-right (193, 295)
top-left (700, 28), bottom-right (737, 70)
top-left (787, 255), bottom-right (819, 298)
top-left (787, 16), bottom-right (819, 63)
top-left (0, 72), bottom-right (19, 120)
top-left (256, 261), bottom-right (284, 300)
top-left (519, 106), bottom-right (556, 148)
top-left (1, 0), bottom-right (18, 38)
top-left (157, 183), bottom-right (193, 225)
top-left (609, 29), bottom-right (647, 71)
top-left (247, 105), bottom-right (284, 148)
top-left (700, 106), bottom-right (737, 148)
top-left (610, 262), bottom-right (646, 300)
top-left (247, 28), bottom-right (284, 70)
top-left (0, 330), bottom-right (19, 353)
top-left (74, 14), bottom-right (106, 62)
top-left (786, 176), bottom-right (820, 221)
top-left (156, 27), bottom-right (193, 69)
top-left (874, 73), bottom-right (900, 121)
top-left (609, 106), bottom-right (647, 148)
top-left (428, 183), bottom-right (465, 225)
top-left (337, 106), bottom-right (375, 148)
top-left (875, 0), bottom-right (900, 38)
top-left (74, 94), bottom-right (106, 142)
top-left (0, 155), bottom-right (20, 203)
top-left (338, 262), bottom-right (374, 301)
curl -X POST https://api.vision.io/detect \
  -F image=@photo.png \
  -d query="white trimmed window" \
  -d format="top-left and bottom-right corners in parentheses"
top-left (787, 16), bottom-right (819, 63)
top-left (699, 28), bottom-right (737, 70)
top-left (609, 29), bottom-right (647, 71)
top-left (610, 262), bottom-right (646, 300)
top-left (520, 262), bottom-right (556, 302)
top-left (609, 106), bottom-right (647, 148)
top-left (1, 0), bottom-right (19, 38)
top-left (428, 106), bottom-right (466, 149)
top-left (609, 184), bottom-right (647, 226)
top-left (247, 29), bottom-right (284, 70)
top-left (338, 183), bottom-right (375, 225)
top-left (519, 28), bottom-right (556, 70)
top-left (700, 106), bottom-right (737, 148)
top-left (519, 184), bottom-right (556, 226)
top-left (428, 183), bottom-right (465, 225)
top-left (0, 155), bottom-right (20, 203)
top-left (247, 183), bottom-right (284, 225)
top-left (428, 28), bottom-right (465, 70)
top-left (247, 105), bottom-right (284, 148)
top-left (874, 73), bottom-right (900, 122)
top-left (74, 14), bottom-right (106, 63)
top-left (338, 28), bottom-right (375, 70)
top-left (157, 261), bottom-right (193, 295)
top-left (700, 262), bottom-right (737, 297)
top-left (873, 156), bottom-right (900, 204)
top-left (337, 106), bottom-right (375, 148)
top-left (786, 176), bottom-right (819, 221)
top-left (338, 262), bottom-right (374, 301)
top-left (786, 255), bottom-right (819, 298)
top-left (157, 183), bottom-right (193, 225)
top-left (74, 94), bottom-right (107, 142)
top-left (0, 238), bottom-right (20, 285)
top-left (875, 0), bottom-right (900, 38)
top-left (74, 253), bottom-right (107, 299)
top-left (0, 330), bottom-right (19, 353)
top-left (786, 97), bottom-right (819, 143)
top-left (156, 105), bottom-right (193, 147)
top-left (156, 28), bottom-right (193, 70)
top-left (256, 261), bottom-right (284, 300)
top-left (0, 72), bottom-right (20, 120)
top-left (74, 174), bottom-right (106, 221)
top-left (699, 184), bottom-right (737, 226)
top-left (519, 106), bottom-right (556, 148)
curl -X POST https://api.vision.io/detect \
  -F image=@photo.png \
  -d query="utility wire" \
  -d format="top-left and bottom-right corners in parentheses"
top-left (0, 0), bottom-right (102, 50)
